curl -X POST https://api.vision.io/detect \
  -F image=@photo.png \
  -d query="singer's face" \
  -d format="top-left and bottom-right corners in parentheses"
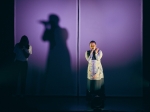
top-left (90, 43), bottom-right (96, 50)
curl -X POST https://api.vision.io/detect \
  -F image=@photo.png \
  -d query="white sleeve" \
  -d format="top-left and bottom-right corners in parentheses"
top-left (95, 50), bottom-right (103, 61)
top-left (29, 45), bottom-right (32, 54)
top-left (24, 45), bottom-right (32, 54)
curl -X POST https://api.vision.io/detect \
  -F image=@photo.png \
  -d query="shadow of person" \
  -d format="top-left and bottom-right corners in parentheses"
top-left (39, 14), bottom-right (73, 95)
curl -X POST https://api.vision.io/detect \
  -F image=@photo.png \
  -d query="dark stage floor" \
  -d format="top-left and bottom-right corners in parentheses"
top-left (0, 96), bottom-right (149, 112)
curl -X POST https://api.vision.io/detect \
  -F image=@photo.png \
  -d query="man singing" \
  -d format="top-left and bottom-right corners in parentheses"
top-left (85, 40), bottom-right (105, 108)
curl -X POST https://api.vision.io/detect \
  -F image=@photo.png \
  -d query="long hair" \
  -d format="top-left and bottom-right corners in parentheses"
top-left (19, 35), bottom-right (29, 49)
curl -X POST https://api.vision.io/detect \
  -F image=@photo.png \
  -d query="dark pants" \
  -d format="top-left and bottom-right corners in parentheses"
top-left (86, 78), bottom-right (105, 108)
top-left (13, 60), bottom-right (28, 95)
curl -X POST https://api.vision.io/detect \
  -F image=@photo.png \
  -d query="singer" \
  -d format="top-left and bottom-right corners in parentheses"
top-left (85, 40), bottom-right (105, 108)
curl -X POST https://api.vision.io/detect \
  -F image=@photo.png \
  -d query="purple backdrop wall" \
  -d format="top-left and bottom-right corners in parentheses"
top-left (15, 0), bottom-right (78, 96)
top-left (79, 0), bottom-right (142, 96)
top-left (15, 0), bottom-right (142, 96)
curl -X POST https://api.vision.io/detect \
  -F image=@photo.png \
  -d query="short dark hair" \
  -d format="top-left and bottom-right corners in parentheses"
top-left (89, 40), bottom-right (96, 44)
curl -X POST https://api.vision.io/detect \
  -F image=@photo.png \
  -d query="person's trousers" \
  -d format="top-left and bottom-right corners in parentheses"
top-left (13, 60), bottom-right (28, 95)
top-left (86, 78), bottom-right (105, 107)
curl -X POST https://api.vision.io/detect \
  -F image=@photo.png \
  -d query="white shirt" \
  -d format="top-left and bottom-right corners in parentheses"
top-left (14, 43), bottom-right (32, 61)
top-left (85, 50), bottom-right (104, 80)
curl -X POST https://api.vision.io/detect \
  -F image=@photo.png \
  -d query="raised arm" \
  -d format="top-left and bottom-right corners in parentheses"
top-left (22, 45), bottom-right (32, 58)
top-left (95, 50), bottom-right (103, 61)
top-left (85, 50), bottom-right (93, 62)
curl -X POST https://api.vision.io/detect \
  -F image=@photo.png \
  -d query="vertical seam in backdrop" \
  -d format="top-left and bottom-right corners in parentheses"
top-left (77, 0), bottom-right (80, 97)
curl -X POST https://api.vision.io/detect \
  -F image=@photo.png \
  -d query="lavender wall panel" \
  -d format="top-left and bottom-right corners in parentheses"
top-left (79, 0), bottom-right (142, 96)
top-left (15, 0), bottom-right (78, 95)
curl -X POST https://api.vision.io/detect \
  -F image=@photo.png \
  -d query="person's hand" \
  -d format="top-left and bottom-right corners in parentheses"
top-left (95, 48), bottom-right (99, 54)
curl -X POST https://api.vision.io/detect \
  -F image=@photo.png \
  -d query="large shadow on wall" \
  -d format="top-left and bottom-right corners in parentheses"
top-left (39, 14), bottom-right (73, 95)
